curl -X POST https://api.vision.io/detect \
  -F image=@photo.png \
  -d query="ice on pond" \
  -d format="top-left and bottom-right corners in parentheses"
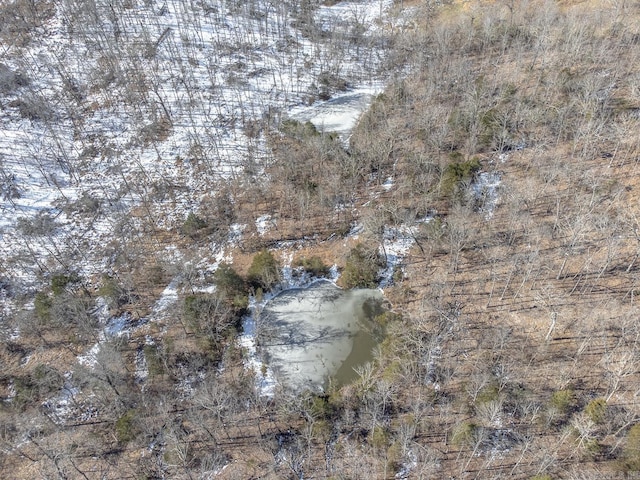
top-left (256, 280), bottom-right (383, 393)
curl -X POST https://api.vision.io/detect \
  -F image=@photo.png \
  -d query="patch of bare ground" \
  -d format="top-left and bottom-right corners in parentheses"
top-left (398, 145), bottom-right (640, 476)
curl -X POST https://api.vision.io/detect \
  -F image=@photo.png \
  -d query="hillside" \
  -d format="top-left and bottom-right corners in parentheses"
top-left (2, 0), bottom-right (640, 478)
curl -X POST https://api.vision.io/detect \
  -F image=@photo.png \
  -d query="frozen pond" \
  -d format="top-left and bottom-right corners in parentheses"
top-left (257, 280), bottom-right (384, 392)
top-left (288, 86), bottom-right (382, 138)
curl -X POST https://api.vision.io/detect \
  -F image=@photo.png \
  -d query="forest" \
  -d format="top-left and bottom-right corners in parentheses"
top-left (2, 0), bottom-right (640, 478)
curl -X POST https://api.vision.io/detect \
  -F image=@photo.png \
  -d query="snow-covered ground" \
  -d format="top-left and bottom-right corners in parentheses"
top-left (289, 84), bottom-right (384, 140)
top-left (0, 0), bottom-right (422, 401)
top-left (379, 217), bottom-right (433, 288)
top-left (0, 0), bottom-right (397, 313)
top-left (41, 372), bottom-right (98, 426)
top-left (472, 172), bottom-right (502, 220)
top-left (255, 214), bottom-right (276, 236)
top-left (395, 450), bottom-right (418, 479)
top-left (77, 311), bottom-right (133, 368)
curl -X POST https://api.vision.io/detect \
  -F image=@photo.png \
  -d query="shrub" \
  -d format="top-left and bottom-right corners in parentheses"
top-left (441, 157), bottom-right (481, 197)
top-left (139, 116), bottom-right (172, 144)
top-left (442, 157), bottom-right (481, 190)
top-left (16, 212), bottom-right (57, 236)
top-left (311, 419), bottom-right (331, 442)
top-left (341, 243), bottom-right (383, 289)
top-left (196, 333), bottom-right (237, 365)
top-left (451, 421), bottom-right (478, 448)
top-left (279, 118), bottom-right (320, 139)
top-left (479, 107), bottom-right (513, 150)
top-left (582, 438), bottom-right (602, 457)
top-left (32, 365), bottom-right (64, 396)
top-left (248, 249), bottom-right (281, 290)
top-left (422, 216), bottom-right (444, 244)
top-left (183, 293), bottom-right (240, 364)
top-left (115, 410), bottom-right (138, 444)
top-left (386, 441), bottom-right (404, 474)
top-left (373, 311), bottom-right (401, 330)
top-left (213, 263), bottom-right (248, 308)
top-left (545, 389), bottom-right (576, 427)
top-left (0, 63), bottom-right (29, 94)
top-left (476, 383), bottom-right (501, 404)
top-left (12, 366), bottom-right (64, 411)
top-left (306, 394), bottom-right (334, 421)
top-left (294, 255), bottom-right (330, 277)
top-left (65, 192), bottom-right (100, 216)
top-left (34, 292), bottom-right (52, 321)
top-left (621, 424), bottom-right (640, 472)
top-left (11, 95), bottom-right (54, 121)
top-left (549, 389), bottom-right (576, 417)
top-left (51, 273), bottom-right (79, 295)
top-left (45, 294), bottom-right (95, 336)
top-left (317, 72), bottom-right (349, 100)
top-left (144, 345), bottom-right (165, 377)
top-left (181, 212), bottom-right (208, 239)
top-left (369, 425), bottom-right (390, 451)
top-left (98, 275), bottom-right (126, 308)
top-left (584, 398), bottom-right (607, 425)
top-left (12, 376), bottom-right (36, 411)
top-left (183, 294), bottom-right (217, 332)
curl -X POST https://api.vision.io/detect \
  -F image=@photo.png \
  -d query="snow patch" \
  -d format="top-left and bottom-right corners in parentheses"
top-left (8, 328), bottom-right (20, 342)
top-left (317, 0), bottom-right (393, 33)
top-left (239, 317), bottom-right (278, 397)
top-left (329, 264), bottom-right (340, 282)
top-left (472, 172), bottom-right (502, 219)
top-left (256, 214), bottom-right (276, 236)
top-left (152, 277), bottom-right (180, 318)
top-left (77, 342), bottom-right (102, 369)
top-left (134, 347), bottom-right (149, 387)
top-left (395, 449), bottom-right (418, 479)
top-left (175, 369), bottom-right (206, 400)
top-left (289, 85), bottom-right (384, 140)
top-left (228, 223), bottom-right (246, 246)
top-left (347, 222), bottom-right (364, 238)
top-left (5, 380), bottom-right (16, 403)
top-left (78, 312), bottom-right (132, 367)
top-left (41, 374), bottom-right (98, 426)
top-left (378, 219), bottom-right (431, 288)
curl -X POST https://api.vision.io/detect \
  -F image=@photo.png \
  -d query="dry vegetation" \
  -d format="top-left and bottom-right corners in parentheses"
top-left (363, 0), bottom-right (640, 477)
top-left (3, 0), bottom-right (640, 478)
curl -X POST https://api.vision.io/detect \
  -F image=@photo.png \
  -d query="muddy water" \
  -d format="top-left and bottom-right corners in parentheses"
top-left (258, 280), bottom-right (384, 392)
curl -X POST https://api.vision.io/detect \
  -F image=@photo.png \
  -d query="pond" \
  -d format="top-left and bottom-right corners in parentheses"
top-left (256, 280), bottom-right (385, 393)
top-left (288, 86), bottom-right (382, 139)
